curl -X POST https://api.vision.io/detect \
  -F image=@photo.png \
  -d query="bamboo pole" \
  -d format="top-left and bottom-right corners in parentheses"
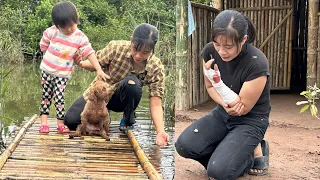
top-left (275, 0), bottom-right (281, 88)
top-left (279, 1), bottom-right (284, 87)
top-left (270, 0), bottom-right (275, 87)
top-left (200, 8), bottom-right (208, 104)
top-left (307, 0), bottom-right (319, 87)
top-left (287, 0), bottom-right (293, 88)
top-left (176, 0), bottom-right (189, 110)
top-left (191, 6), bottom-right (197, 108)
top-left (256, 0), bottom-right (260, 47)
top-left (261, 0), bottom-right (265, 48)
top-left (284, 6), bottom-right (290, 87)
top-left (0, 114), bottom-right (37, 169)
top-left (126, 130), bottom-right (161, 180)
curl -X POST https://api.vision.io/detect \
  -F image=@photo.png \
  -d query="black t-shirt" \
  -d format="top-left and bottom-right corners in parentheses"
top-left (201, 42), bottom-right (271, 116)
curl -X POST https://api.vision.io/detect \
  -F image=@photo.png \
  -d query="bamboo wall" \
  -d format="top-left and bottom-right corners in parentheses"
top-left (187, 3), bottom-right (220, 108)
top-left (224, 0), bottom-right (293, 90)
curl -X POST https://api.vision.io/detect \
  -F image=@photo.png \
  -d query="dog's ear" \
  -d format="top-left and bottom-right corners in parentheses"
top-left (87, 88), bottom-right (97, 102)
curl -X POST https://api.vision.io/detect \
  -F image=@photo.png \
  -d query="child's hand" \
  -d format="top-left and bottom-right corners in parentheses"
top-left (96, 69), bottom-right (108, 81)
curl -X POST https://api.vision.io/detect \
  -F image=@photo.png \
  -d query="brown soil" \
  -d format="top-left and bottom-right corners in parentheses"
top-left (174, 94), bottom-right (320, 180)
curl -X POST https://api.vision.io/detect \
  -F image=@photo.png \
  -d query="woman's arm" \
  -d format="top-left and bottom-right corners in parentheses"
top-left (150, 96), bottom-right (165, 134)
top-left (203, 59), bottom-right (266, 115)
top-left (238, 76), bottom-right (267, 114)
top-left (150, 96), bottom-right (169, 146)
top-left (203, 59), bottom-right (236, 108)
top-left (204, 73), bottom-right (228, 108)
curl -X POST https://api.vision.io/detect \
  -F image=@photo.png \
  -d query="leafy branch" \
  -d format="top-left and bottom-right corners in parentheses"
top-left (296, 84), bottom-right (320, 119)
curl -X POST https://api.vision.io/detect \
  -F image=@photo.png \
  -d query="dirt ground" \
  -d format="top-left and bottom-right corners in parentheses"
top-left (174, 93), bottom-right (320, 180)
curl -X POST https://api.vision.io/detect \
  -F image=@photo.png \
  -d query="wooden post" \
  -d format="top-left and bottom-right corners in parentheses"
top-left (213, 0), bottom-right (223, 10)
top-left (175, 0), bottom-right (189, 110)
top-left (307, 0), bottom-right (319, 87)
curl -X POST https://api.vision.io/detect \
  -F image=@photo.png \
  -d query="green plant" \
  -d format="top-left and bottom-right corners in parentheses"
top-left (296, 84), bottom-right (320, 119)
top-left (0, 30), bottom-right (24, 64)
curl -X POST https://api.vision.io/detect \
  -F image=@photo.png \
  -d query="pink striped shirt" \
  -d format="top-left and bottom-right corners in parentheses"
top-left (39, 25), bottom-right (94, 78)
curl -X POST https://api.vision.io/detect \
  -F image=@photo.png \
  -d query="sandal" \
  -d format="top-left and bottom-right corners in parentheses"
top-left (119, 117), bottom-right (134, 131)
top-left (119, 125), bottom-right (134, 131)
top-left (39, 125), bottom-right (49, 134)
top-left (248, 139), bottom-right (269, 176)
top-left (57, 125), bottom-right (70, 133)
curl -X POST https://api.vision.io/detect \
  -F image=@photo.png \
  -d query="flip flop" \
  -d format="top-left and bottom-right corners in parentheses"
top-left (248, 139), bottom-right (269, 176)
top-left (39, 125), bottom-right (49, 134)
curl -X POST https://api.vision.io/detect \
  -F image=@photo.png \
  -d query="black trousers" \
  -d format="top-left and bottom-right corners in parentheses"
top-left (175, 105), bottom-right (269, 180)
top-left (64, 75), bottom-right (142, 130)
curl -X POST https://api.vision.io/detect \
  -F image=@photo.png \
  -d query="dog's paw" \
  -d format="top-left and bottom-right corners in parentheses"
top-left (69, 134), bottom-right (74, 139)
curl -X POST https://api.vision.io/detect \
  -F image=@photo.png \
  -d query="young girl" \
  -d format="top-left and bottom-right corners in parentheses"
top-left (39, 1), bottom-right (107, 133)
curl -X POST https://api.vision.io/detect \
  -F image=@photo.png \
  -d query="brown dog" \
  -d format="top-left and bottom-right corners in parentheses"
top-left (69, 80), bottom-right (110, 141)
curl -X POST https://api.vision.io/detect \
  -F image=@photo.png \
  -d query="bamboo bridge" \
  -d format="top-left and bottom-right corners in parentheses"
top-left (0, 115), bottom-right (161, 179)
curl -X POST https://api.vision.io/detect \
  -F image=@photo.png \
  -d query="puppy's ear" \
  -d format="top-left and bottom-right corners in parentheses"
top-left (87, 88), bottom-right (97, 102)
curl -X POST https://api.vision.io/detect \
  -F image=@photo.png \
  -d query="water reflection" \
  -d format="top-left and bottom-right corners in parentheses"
top-left (0, 63), bottom-right (175, 179)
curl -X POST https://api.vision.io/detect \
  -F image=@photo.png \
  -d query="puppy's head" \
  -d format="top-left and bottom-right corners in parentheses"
top-left (88, 80), bottom-right (109, 102)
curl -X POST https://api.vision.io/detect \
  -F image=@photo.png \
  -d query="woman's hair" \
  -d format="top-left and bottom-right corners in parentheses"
top-left (52, 1), bottom-right (80, 28)
top-left (212, 10), bottom-right (256, 45)
top-left (131, 23), bottom-right (159, 53)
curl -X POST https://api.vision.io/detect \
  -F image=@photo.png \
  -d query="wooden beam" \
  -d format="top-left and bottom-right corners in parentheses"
top-left (176, 0), bottom-right (189, 110)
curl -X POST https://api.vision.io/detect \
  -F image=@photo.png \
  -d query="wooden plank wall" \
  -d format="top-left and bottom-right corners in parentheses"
top-left (188, 3), bottom-right (220, 109)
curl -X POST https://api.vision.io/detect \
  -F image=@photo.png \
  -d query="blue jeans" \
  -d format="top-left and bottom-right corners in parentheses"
top-left (175, 105), bottom-right (269, 180)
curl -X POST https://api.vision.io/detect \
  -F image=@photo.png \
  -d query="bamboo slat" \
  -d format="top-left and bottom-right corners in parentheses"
top-left (284, 5), bottom-right (290, 87)
top-left (200, 8), bottom-right (208, 104)
top-left (275, 0), bottom-right (280, 87)
top-left (0, 117), bottom-right (157, 179)
top-left (270, 0), bottom-right (275, 87)
top-left (192, 6), bottom-right (198, 108)
top-left (126, 130), bottom-right (161, 180)
top-left (198, 7), bottom-right (204, 104)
